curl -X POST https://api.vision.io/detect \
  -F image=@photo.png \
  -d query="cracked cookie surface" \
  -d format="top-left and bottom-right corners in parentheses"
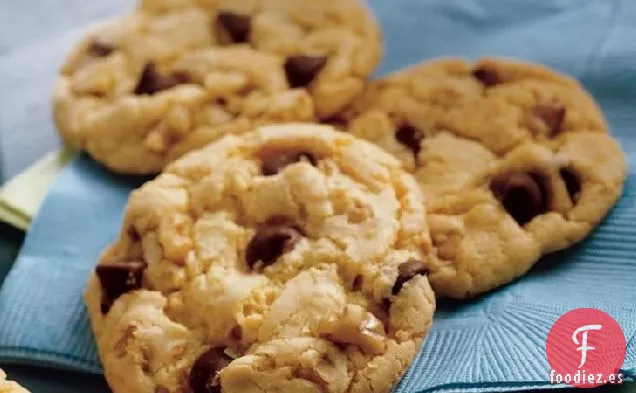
top-left (54, 0), bottom-right (382, 174)
top-left (346, 57), bottom-right (627, 298)
top-left (85, 124), bottom-right (435, 393)
top-left (0, 370), bottom-right (29, 393)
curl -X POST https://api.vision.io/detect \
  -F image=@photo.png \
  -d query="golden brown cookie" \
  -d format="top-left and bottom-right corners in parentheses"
top-left (346, 57), bottom-right (627, 298)
top-left (85, 124), bottom-right (435, 393)
top-left (54, 0), bottom-right (382, 174)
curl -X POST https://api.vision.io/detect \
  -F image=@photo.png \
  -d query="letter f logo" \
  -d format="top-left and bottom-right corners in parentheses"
top-left (572, 324), bottom-right (602, 368)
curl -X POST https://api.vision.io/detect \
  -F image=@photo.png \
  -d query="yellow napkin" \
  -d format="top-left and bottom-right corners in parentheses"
top-left (0, 148), bottom-right (74, 231)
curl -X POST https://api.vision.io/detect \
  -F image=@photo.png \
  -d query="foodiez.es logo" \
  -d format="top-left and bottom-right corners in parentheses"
top-left (572, 324), bottom-right (601, 368)
top-left (546, 308), bottom-right (626, 388)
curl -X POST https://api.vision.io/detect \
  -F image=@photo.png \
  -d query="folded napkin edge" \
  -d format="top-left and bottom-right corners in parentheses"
top-left (0, 346), bottom-right (101, 375)
top-left (0, 146), bottom-right (75, 231)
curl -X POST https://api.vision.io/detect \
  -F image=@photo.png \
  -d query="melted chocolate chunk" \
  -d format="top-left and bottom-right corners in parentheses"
top-left (392, 259), bottom-right (429, 295)
top-left (245, 218), bottom-right (303, 268)
top-left (217, 12), bottom-right (251, 43)
top-left (472, 66), bottom-right (500, 87)
top-left (96, 260), bottom-right (146, 313)
top-left (532, 102), bottom-right (566, 137)
top-left (395, 125), bottom-right (425, 158)
top-left (134, 63), bottom-right (189, 95)
top-left (560, 167), bottom-right (581, 203)
top-left (491, 171), bottom-right (551, 225)
top-left (284, 56), bottom-right (328, 88)
top-left (188, 348), bottom-right (232, 393)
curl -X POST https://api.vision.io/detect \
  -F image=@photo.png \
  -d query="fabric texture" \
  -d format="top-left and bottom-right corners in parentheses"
top-left (1, 0), bottom-right (636, 392)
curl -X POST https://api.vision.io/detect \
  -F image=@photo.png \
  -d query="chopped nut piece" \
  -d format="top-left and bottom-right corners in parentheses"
top-left (319, 304), bottom-right (386, 355)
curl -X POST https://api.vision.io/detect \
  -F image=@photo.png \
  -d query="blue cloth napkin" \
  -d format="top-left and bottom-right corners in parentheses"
top-left (2, 0), bottom-right (636, 392)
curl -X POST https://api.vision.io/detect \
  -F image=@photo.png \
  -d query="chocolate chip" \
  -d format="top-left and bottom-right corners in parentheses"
top-left (284, 56), bottom-right (328, 88)
top-left (96, 261), bottom-right (146, 313)
top-left (217, 11), bottom-right (251, 43)
top-left (395, 125), bottom-right (425, 157)
top-left (230, 325), bottom-right (243, 340)
top-left (392, 259), bottom-right (429, 295)
top-left (261, 151), bottom-right (317, 176)
top-left (127, 227), bottom-right (141, 242)
top-left (134, 63), bottom-right (189, 95)
top-left (88, 41), bottom-right (115, 57)
top-left (472, 66), bottom-right (500, 87)
top-left (532, 103), bottom-right (566, 137)
top-left (352, 275), bottom-right (363, 291)
top-left (189, 348), bottom-right (232, 393)
top-left (245, 219), bottom-right (303, 268)
top-left (560, 167), bottom-right (581, 203)
top-left (382, 298), bottom-right (392, 313)
top-left (491, 171), bottom-right (550, 225)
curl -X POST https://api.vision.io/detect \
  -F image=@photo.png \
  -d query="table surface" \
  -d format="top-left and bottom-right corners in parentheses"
top-left (0, 1), bottom-right (634, 392)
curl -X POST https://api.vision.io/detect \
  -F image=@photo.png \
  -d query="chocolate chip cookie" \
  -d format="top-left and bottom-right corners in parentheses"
top-left (85, 124), bottom-right (435, 393)
top-left (0, 370), bottom-right (29, 393)
top-left (346, 57), bottom-right (627, 298)
top-left (54, 0), bottom-right (382, 174)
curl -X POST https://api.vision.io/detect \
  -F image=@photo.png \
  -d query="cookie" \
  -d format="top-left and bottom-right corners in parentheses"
top-left (85, 124), bottom-right (435, 393)
top-left (346, 57), bottom-right (627, 298)
top-left (53, 0), bottom-right (382, 174)
top-left (140, 0), bottom-right (383, 118)
top-left (0, 370), bottom-right (29, 393)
